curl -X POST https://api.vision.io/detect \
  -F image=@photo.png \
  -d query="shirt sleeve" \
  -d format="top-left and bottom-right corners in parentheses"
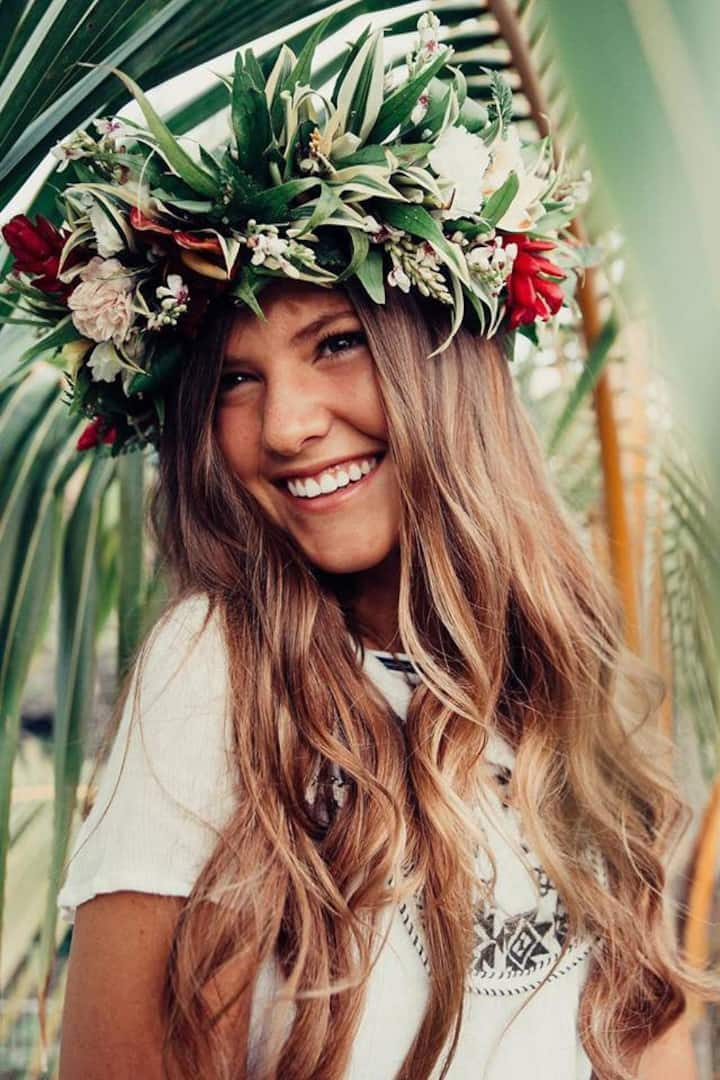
top-left (57, 592), bottom-right (237, 924)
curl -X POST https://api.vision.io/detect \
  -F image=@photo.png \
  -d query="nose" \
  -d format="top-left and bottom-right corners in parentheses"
top-left (260, 362), bottom-right (333, 458)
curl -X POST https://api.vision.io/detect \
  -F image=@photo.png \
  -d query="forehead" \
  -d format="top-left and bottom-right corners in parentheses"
top-left (224, 281), bottom-right (357, 359)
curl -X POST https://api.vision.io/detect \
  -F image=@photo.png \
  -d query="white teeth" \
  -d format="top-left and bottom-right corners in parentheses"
top-left (285, 454), bottom-right (380, 499)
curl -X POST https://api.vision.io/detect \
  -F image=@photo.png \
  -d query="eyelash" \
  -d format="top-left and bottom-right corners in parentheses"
top-left (217, 330), bottom-right (367, 394)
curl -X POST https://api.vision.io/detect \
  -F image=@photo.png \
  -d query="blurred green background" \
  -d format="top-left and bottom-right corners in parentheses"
top-left (0, 1), bottom-right (718, 1075)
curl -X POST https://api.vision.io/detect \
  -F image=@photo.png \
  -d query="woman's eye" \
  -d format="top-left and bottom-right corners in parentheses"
top-left (217, 371), bottom-right (253, 394)
top-left (217, 331), bottom-right (366, 397)
top-left (318, 330), bottom-right (367, 356)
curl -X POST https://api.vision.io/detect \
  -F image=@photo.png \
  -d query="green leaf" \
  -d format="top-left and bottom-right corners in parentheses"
top-left (116, 452), bottom-right (145, 680)
top-left (230, 265), bottom-right (266, 319)
top-left (335, 30), bottom-right (384, 143)
top-left (429, 272), bottom-right (465, 357)
top-left (337, 228), bottom-right (370, 282)
top-left (547, 317), bottom-right (618, 454)
top-left (485, 68), bottom-right (514, 132)
top-left (458, 95), bottom-right (490, 135)
top-left (480, 170), bottom-right (520, 228)
top-left (232, 54), bottom-right (273, 184)
top-left (367, 48), bottom-right (453, 144)
top-left (285, 13), bottom-right (334, 95)
top-left (331, 24), bottom-right (372, 108)
top-left (17, 317), bottom-right (79, 367)
top-left (266, 44), bottom-right (296, 132)
top-left (249, 177), bottom-right (319, 222)
top-left (377, 201), bottom-right (470, 285)
top-left (242, 47), bottom-right (265, 93)
top-left (126, 343), bottom-right (183, 396)
top-left (110, 67), bottom-right (219, 198)
top-left (41, 453), bottom-right (115, 988)
top-left (294, 182), bottom-right (346, 236)
top-left (354, 245), bottom-right (385, 303)
top-left (333, 145), bottom-right (388, 168)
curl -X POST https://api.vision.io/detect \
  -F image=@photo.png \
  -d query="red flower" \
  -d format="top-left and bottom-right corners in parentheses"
top-left (76, 417), bottom-right (117, 451)
top-left (1, 214), bottom-right (71, 296)
top-left (129, 206), bottom-right (174, 237)
top-left (501, 232), bottom-right (567, 331)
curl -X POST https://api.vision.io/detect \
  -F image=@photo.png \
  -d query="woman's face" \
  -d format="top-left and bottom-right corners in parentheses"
top-left (214, 281), bottom-right (401, 575)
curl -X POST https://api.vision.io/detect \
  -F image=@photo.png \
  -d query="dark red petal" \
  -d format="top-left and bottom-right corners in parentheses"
top-left (4, 216), bottom-right (50, 260)
top-left (34, 214), bottom-right (65, 252)
top-left (519, 237), bottom-right (556, 253)
top-left (173, 231), bottom-right (223, 253)
top-left (513, 252), bottom-right (542, 275)
top-left (76, 419), bottom-right (101, 451)
top-left (130, 207), bottom-right (173, 235)
top-left (531, 256), bottom-right (566, 280)
top-left (534, 277), bottom-right (565, 311)
top-left (507, 303), bottom-right (535, 330)
top-left (511, 271), bottom-right (536, 307)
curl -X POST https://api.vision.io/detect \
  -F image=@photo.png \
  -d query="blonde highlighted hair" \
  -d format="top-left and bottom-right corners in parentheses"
top-left (99, 284), bottom-right (718, 1078)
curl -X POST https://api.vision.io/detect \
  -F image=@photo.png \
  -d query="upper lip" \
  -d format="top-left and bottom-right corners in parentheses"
top-left (270, 451), bottom-right (385, 484)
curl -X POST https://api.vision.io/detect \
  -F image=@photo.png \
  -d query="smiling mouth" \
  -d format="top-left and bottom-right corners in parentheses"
top-left (276, 452), bottom-right (387, 509)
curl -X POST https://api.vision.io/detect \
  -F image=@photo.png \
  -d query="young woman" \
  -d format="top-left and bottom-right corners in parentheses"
top-left (56, 278), bottom-right (712, 1079)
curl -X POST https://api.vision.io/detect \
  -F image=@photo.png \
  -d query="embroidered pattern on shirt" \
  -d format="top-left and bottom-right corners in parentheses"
top-left (311, 652), bottom-right (605, 997)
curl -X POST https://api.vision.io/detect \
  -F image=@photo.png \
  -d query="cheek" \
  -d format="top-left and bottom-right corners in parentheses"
top-left (354, 365), bottom-right (389, 437)
top-left (214, 408), bottom-right (260, 482)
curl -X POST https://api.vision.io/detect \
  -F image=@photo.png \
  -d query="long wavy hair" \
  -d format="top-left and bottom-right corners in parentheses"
top-left (111, 283), bottom-right (717, 1078)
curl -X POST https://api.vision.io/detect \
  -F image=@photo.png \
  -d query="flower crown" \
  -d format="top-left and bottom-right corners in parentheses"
top-left (1, 11), bottom-right (589, 454)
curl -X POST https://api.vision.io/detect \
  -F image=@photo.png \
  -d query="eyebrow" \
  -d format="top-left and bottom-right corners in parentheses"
top-left (224, 308), bottom-right (359, 364)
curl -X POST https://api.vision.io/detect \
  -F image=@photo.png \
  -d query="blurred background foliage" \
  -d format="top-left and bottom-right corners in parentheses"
top-left (0, 0), bottom-right (718, 1075)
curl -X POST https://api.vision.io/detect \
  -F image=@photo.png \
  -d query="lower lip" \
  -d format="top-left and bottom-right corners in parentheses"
top-left (277, 454), bottom-right (386, 514)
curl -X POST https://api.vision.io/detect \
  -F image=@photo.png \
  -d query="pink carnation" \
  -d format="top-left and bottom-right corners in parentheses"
top-left (67, 256), bottom-right (134, 344)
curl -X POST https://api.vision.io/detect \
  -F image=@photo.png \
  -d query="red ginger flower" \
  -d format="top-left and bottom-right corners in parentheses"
top-left (76, 417), bottom-right (117, 452)
top-left (501, 232), bottom-right (567, 331)
top-left (2, 214), bottom-right (71, 296)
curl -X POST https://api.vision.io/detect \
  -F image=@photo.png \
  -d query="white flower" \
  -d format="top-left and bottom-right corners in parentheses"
top-left (428, 126), bottom-right (491, 217)
top-left (415, 12), bottom-right (441, 62)
top-left (410, 93), bottom-right (429, 126)
top-left (361, 215), bottom-right (382, 235)
top-left (88, 203), bottom-right (125, 258)
top-left (495, 171), bottom-right (546, 231)
top-left (387, 266), bottom-right (411, 292)
top-left (467, 236), bottom-right (518, 292)
top-left (481, 128), bottom-right (547, 232)
top-left (93, 117), bottom-right (126, 138)
top-left (157, 273), bottom-right (189, 307)
top-left (86, 341), bottom-right (125, 383)
top-left (51, 141), bottom-right (85, 172)
top-left (149, 274), bottom-right (190, 328)
top-left (67, 257), bottom-right (134, 344)
top-left (384, 66), bottom-right (407, 94)
top-left (247, 232), bottom-right (299, 275)
top-left (481, 127), bottom-right (524, 196)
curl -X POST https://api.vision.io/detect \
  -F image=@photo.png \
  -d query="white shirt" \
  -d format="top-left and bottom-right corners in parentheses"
top-left (58, 593), bottom-right (598, 1078)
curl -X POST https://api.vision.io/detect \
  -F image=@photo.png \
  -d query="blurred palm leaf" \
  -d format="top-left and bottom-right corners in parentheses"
top-left (0, 0), bottom-right (718, 1070)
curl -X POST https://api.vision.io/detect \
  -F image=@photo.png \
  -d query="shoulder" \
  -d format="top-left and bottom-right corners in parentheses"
top-left (139, 591), bottom-right (224, 673)
top-left (129, 592), bottom-right (228, 714)
top-left (57, 593), bottom-right (236, 922)
top-left (126, 591), bottom-right (231, 774)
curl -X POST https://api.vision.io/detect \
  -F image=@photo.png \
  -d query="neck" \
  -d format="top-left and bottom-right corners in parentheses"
top-left (350, 547), bottom-right (401, 653)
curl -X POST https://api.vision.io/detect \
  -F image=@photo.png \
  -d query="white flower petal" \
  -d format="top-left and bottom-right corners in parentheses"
top-left (428, 126), bottom-right (490, 217)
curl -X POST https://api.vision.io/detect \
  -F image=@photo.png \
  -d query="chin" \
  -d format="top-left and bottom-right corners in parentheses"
top-left (302, 540), bottom-right (398, 577)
